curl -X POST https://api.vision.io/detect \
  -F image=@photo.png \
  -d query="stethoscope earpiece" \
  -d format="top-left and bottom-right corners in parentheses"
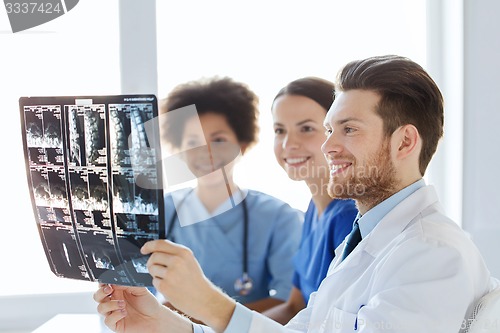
top-left (234, 273), bottom-right (253, 296)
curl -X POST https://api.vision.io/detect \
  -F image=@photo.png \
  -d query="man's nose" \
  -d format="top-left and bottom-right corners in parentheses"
top-left (321, 131), bottom-right (341, 155)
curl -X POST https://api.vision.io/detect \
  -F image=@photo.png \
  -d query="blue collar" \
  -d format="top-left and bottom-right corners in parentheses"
top-left (357, 179), bottom-right (426, 238)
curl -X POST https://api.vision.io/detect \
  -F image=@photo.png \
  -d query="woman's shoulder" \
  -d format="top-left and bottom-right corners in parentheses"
top-left (243, 189), bottom-right (287, 204)
top-left (326, 198), bottom-right (358, 217)
top-left (164, 187), bottom-right (194, 202)
top-left (323, 199), bottom-right (358, 234)
top-left (245, 189), bottom-right (292, 207)
top-left (244, 189), bottom-right (303, 219)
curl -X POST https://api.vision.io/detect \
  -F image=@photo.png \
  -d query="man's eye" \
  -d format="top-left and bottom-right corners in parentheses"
top-left (345, 127), bottom-right (355, 134)
top-left (274, 128), bottom-right (284, 135)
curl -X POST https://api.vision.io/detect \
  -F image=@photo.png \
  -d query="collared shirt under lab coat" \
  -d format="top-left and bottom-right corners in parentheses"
top-left (195, 184), bottom-right (495, 333)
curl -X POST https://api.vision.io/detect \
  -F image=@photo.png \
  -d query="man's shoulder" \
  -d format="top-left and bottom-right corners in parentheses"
top-left (400, 210), bottom-right (480, 259)
top-left (372, 197), bottom-right (477, 260)
top-left (417, 211), bottom-right (471, 242)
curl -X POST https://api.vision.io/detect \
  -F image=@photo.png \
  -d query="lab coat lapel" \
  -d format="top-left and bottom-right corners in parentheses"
top-left (327, 185), bottom-right (440, 276)
top-left (361, 185), bottom-right (440, 258)
top-left (328, 234), bottom-right (368, 274)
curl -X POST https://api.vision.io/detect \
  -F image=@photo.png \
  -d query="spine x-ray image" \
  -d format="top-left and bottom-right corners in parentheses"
top-left (19, 95), bottom-right (164, 287)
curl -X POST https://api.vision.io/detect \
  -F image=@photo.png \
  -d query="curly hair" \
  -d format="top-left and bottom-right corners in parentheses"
top-left (160, 77), bottom-right (259, 150)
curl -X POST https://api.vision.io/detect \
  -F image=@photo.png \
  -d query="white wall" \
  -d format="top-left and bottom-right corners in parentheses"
top-left (119, 0), bottom-right (158, 95)
top-left (0, 292), bottom-right (96, 332)
top-left (462, 0), bottom-right (500, 278)
top-left (427, 0), bottom-right (500, 279)
top-left (425, 0), bottom-right (464, 227)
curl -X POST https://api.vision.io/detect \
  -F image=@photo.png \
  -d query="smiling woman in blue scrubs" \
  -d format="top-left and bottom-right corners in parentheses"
top-left (159, 77), bottom-right (303, 315)
top-left (262, 77), bottom-right (358, 324)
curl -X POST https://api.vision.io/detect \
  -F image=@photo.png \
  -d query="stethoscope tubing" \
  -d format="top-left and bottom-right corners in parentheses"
top-left (165, 188), bottom-right (251, 294)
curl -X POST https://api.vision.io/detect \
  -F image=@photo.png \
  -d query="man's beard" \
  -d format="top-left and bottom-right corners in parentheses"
top-left (327, 140), bottom-right (399, 210)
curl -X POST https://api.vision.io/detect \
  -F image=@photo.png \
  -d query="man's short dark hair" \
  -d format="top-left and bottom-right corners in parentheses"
top-left (336, 55), bottom-right (444, 175)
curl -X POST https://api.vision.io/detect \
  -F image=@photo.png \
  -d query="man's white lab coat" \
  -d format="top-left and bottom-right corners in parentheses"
top-left (246, 185), bottom-right (493, 333)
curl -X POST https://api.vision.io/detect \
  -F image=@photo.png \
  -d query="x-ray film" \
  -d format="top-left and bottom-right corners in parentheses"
top-left (19, 95), bottom-right (164, 287)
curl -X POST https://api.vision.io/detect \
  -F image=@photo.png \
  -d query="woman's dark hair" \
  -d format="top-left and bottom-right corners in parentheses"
top-left (272, 77), bottom-right (335, 112)
top-left (160, 77), bottom-right (259, 149)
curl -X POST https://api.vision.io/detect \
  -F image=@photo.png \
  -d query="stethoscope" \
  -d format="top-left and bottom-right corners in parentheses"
top-left (165, 188), bottom-right (253, 296)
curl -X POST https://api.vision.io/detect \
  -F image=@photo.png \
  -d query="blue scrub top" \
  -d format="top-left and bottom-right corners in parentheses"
top-left (292, 198), bottom-right (358, 304)
top-left (164, 188), bottom-right (303, 304)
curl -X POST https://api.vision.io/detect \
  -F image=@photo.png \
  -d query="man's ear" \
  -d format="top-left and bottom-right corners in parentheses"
top-left (394, 124), bottom-right (420, 160)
